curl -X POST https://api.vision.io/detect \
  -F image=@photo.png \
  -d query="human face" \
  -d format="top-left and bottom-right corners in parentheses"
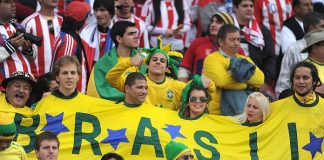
top-left (292, 67), bottom-right (314, 96)
top-left (218, 31), bottom-right (240, 55)
top-left (39, 0), bottom-right (58, 9)
top-left (176, 151), bottom-right (194, 160)
top-left (246, 97), bottom-right (263, 123)
top-left (116, 0), bottom-right (134, 14)
top-left (295, 0), bottom-right (313, 20)
top-left (94, 6), bottom-right (112, 29)
top-left (118, 27), bottom-right (139, 49)
top-left (209, 17), bottom-right (224, 36)
top-left (314, 20), bottom-right (324, 30)
top-left (148, 53), bottom-right (168, 76)
top-left (5, 79), bottom-right (32, 108)
top-left (0, 0), bottom-right (16, 22)
top-left (125, 79), bottom-right (148, 104)
top-left (188, 89), bottom-right (207, 118)
top-left (0, 139), bottom-right (12, 151)
top-left (36, 140), bottom-right (59, 160)
top-left (234, 0), bottom-right (254, 24)
top-left (48, 80), bottom-right (59, 92)
top-left (56, 63), bottom-right (80, 94)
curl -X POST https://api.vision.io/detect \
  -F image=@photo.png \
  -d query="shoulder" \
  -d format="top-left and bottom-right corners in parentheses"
top-left (21, 12), bottom-right (39, 24)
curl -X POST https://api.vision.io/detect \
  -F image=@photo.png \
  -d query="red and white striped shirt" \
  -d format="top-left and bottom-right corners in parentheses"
top-left (112, 14), bottom-right (149, 48)
top-left (52, 33), bottom-right (95, 93)
top-left (22, 12), bottom-right (63, 78)
top-left (254, 0), bottom-right (293, 55)
top-left (0, 23), bottom-right (32, 82)
top-left (141, 0), bottom-right (191, 51)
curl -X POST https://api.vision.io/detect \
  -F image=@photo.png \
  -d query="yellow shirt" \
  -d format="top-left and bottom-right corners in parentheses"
top-left (0, 92), bottom-right (33, 116)
top-left (0, 141), bottom-right (28, 160)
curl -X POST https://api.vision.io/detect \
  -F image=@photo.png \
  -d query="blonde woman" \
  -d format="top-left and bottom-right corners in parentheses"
top-left (236, 92), bottom-right (270, 126)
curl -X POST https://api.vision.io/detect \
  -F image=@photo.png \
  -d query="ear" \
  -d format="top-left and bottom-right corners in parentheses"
top-left (116, 35), bottom-right (123, 44)
top-left (218, 38), bottom-right (224, 47)
top-left (125, 85), bottom-right (130, 93)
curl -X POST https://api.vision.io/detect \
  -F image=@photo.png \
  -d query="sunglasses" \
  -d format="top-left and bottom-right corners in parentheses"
top-left (189, 96), bottom-right (208, 103)
top-left (180, 154), bottom-right (194, 160)
top-left (47, 20), bottom-right (54, 34)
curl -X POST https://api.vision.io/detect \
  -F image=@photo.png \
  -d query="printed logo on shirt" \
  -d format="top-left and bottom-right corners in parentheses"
top-left (167, 89), bottom-right (174, 100)
top-left (268, 2), bottom-right (277, 13)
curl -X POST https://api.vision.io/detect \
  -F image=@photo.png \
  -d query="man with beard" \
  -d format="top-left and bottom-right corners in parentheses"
top-left (0, 71), bottom-right (35, 112)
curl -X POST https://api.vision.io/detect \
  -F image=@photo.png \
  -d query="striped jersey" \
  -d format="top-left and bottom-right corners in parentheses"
top-left (254, 0), bottom-right (293, 55)
top-left (52, 32), bottom-right (95, 93)
top-left (21, 12), bottom-right (63, 78)
top-left (0, 23), bottom-right (32, 83)
top-left (111, 14), bottom-right (149, 48)
top-left (141, 0), bottom-right (191, 50)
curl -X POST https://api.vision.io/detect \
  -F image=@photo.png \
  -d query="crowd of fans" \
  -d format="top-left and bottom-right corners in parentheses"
top-left (1, 0), bottom-right (324, 159)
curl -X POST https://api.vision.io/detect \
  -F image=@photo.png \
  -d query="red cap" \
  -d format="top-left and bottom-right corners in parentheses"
top-left (64, 1), bottom-right (91, 22)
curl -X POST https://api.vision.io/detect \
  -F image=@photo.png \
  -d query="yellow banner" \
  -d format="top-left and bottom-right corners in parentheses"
top-left (14, 94), bottom-right (324, 160)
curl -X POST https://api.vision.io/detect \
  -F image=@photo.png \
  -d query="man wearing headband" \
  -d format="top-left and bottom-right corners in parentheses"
top-left (0, 112), bottom-right (27, 159)
top-left (107, 38), bottom-right (215, 111)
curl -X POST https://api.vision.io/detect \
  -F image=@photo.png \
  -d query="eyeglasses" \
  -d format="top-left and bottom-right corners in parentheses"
top-left (179, 154), bottom-right (194, 160)
top-left (189, 96), bottom-right (208, 103)
top-left (47, 20), bottom-right (54, 34)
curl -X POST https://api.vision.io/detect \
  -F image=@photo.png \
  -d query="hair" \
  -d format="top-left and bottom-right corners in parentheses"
top-left (30, 72), bottom-right (56, 103)
top-left (290, 61), bottom-right (322, 90)
top-left (233, 0), bottom-right (254, 7)
top-left (34, 131), bottom-right (60, 151)
top-left (236, 92), bottom-right (270, 124)
top-left (111, 21), bottom-right (136, 47)
top-left (184, 85), bottom-right (208, 117)
top-left (292, 0), bottom-right (301, 8)
top-left (93, 0), bottom-right (115, 17)
top-left (53, 56), bottom-right (81, 78)
top-left (124, 72), bottom-right (146, 88)
top-left (152, 0), bottom-right (184, 30)
top-left (101, 153), bottom-right (124, 160)
top-left (217, 24), bottom-right (240, 42)
top-left (303, 12), bottom-right (324, 33)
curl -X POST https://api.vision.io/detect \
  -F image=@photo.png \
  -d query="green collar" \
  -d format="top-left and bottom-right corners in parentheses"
top-left (293, 93), bottom-right (319, 107)
top-left (123, 101), bottom-right (142, 108)
top-left (242, 121), bottom-right (262, 127)
top-left (178, 112), bottom-right (205, 120)
top-left (52, 90), bottom-right (78, 99)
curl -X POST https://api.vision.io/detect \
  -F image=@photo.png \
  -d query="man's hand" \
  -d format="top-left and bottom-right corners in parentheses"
top-left (22, 40), bottom-right (32, 51)
top-left (315, 84), bottom-right (324, 96)
top-left (201, 74), bottom-right (211, 88)
top-left (9, 33), bottom-right (24, 48)
top-left (131, 49), bottom-right (144, 66)
top-left (165, 29), bottom-right (174, 37)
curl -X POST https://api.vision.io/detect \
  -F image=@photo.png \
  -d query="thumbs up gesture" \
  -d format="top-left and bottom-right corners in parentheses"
top-left (131, 49), bottom-right (144, 67)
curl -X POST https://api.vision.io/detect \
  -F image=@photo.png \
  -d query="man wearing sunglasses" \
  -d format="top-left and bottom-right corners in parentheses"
top-left (21, 0), bottom-right (62, 78)
top-left (0, 0), bottom-right (35, 86)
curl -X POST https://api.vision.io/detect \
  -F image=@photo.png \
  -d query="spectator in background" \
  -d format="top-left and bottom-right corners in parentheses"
top-left (22, 0), bottom-right (63, 78)
top-left (232, 0), bottom-right (277, 98)
top-left (280, 0), bottom-right (313, 54)
top-left (35, 131), bottom-right (60, 160)
top-left (203, 24), bottom-right (264, 115)
top-left (0, 0), bottom-right (35, 86)
top-left (178, 12), bottom-right (237, 82)
top-left (81, 0), bottom-right (115, 63)
top-left (101, 153), bottom-right (124, 160)
top-left (235, 92), bottom-right (270, 126)
top-left (112, 0), bottom-right (149, 48)
top-left (141, 0), bottom-right (191, 52)
top-left (87, 21), bottom-right (145, 101)
top-left (0, 112), bottom-right (27, 160)
top-left (28, 72), bottom-right (58, 106)
top-left (276, 12), bottom-right (324, 97)
top-left (51, 1), bottom-right (94, 93)
top-left (254, 0), bottom-right (293, 56)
